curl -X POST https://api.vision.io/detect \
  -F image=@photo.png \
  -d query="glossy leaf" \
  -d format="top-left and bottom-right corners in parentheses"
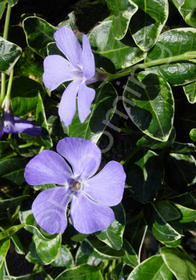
top-left (89, 18), bottom-right (144, 69)
top-left (123, 71), bottom-right (174, 141)
top-left (55, 264), bottom-right (104, 280)
top-left (0, 37), bottom-right (22, 74)
top-left (183, 82), bottom-right (196, 103)
top-left (0, 1), bottom-right (6, 20)
top-left (81, 236), bottom-right (125, 260)
top-left (155, 200), bottom-right (181, 222)
top-left (23, 16), bottom-right (56, 57)
top-left (189, 128), bottom-right (196, 141)
top-left (130, 0), bottom-right (168, 51)
top-left (161, 247), bottom-right (196, 280)
top-left (0, 239), bottom-right (10, 270)
top-left (146, 28), bottom-right (196, 86)
top-left (51, 245), bottom-right (74, 268)
top-left (151, 204), bottom-right (182, 246)
top-left (96, 204), bottom-right (126, 250)
top-left (0, 157), bottom-right (28, 186)
top-left (127, 255), bottom-right (173, 280)
top-left (123, 239), bottom-right (139, 268)
top-left (33, 233), bottom-right (61, 265)
top-left (105, 0), bottom-right (138, 40)
top-left (174, 203), bottom-right (196, 223)
top-left (172, 0), bottom-right (196, 27)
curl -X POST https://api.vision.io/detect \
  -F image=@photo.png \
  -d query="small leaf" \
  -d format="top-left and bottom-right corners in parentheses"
top-left (55, 264), bottom-right (104, 280)
top-left (7, 0), bottom-right (18, 7)
top-left (146, 28), bottom-right (196, 86)
top-left (96, 204), bottom-right (126, 250)
top-left (0, 239), bottom-right (10, 270)
top-left (0, 1), bottom-right (6, 20)
top-left (155, 200), bottom-right (181, 222)
top-left (161, 247), bottom-right (196, 280)
top-left (0, 224), bottom-right (24, 241)
top-left (89, 18), bottom-right (144, 69)
top-left (190, 128), bottom-right (196, 142)
top-left (123, 71), bottom-right (174, 141)
top-left (183, 82), bottom-right (196, 104)
top-left (127, 255), bottom-right (173, 280)
top-left (174, 203), bottom-right (196, 223)
top-left (123, 239), bottom-right (139, 268)
top-left (23, 16), bottom-right (56, 57)
top-left (151, 204), bottom-right (182, 246)
top-left (106, 0), bottom-right (138, 40)
top-left (130, 0), bottom-right (169, 51)
top-left (51, 245), bottom-right (74, 268)
top-left (0, 37), bottom-right (22, 74)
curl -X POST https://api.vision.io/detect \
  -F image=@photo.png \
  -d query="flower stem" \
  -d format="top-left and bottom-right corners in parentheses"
top-left (0, 4), bottom-right (12, 107)
top-left (107, 51), bottom-right (196, 82)
top-left (6, 68), bottom-right (14, 102)
top-left (138, 225), bottom-right (148, 264)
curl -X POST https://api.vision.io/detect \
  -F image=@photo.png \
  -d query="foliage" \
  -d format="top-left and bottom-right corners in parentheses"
top-left (0, 0), bottom-right (196, 279)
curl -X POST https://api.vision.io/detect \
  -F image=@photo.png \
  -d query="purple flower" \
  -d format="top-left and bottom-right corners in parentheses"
top-left (42, 26), bottom-right (96, 127)
top-left (24, 137), bottom-right (126, 234)
top-left (0, 110), bottom-right (42, 138)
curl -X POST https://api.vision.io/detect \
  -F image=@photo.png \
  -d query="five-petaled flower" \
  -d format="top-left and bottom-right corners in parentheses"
top-left (0, 109), bottom-right (42, 138)
top-left (42, 26), bottom-right (96, 127)
top-left (24, 137), bottom-right (126, 234)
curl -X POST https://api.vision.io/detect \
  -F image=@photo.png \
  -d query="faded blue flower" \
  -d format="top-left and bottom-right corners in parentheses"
top-left (0, 109), bottom-right (42, 138)
top-left (42, 26), bottom-right (96, 127)
top-left (25, 137), bottom-right (126, 234)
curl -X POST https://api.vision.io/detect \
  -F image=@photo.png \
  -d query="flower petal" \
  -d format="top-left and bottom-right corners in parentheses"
top-left (25, 150), bottom-right (72, 186)
top-left (54, 26), bottom-right (82, 68)
top-left (78, 83), bottom-right (95, 123)
top-left (81, 34), bottom-right (95, 80)
top-left (13, 117), bottom-right (42, 136)
top-left (42, 55), bottom-right (76, 91)
top-left (56, 137), bottom-right (101, 179)
top-left (32, 187), bottom-right (71, 234)
top-left (70, 194), bottom-right (115, 234)
top-left (58, 81), bottom-right (80, 127)
top-left (84, 161), bottom-right (126, 206)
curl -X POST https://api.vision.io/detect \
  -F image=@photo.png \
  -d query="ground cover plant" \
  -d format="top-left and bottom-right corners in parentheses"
top-left (0, 0), bottom-right (196, 279)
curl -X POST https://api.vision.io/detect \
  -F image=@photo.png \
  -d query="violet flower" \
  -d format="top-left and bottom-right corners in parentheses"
top-left (0, 110), bottom-right (42, 138)
top-left (25, 137), bottom-right (126, 234)
top-left (42, 26), bottom-right (96, 127)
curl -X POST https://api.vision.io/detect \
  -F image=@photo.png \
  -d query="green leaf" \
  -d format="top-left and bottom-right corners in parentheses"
top-left (23, 16), bottom-right (56, 57)
top-left (161, 247), bottom-right (196, 280)
top-left (81, 236), bottom-right (125, 260)
top-left (0, 157), bottom-right (28, 186)
top-left (33, 233), bottom-right (61, 265)
top-left (190, 128), bottom-right (196, 141)
top-left (11, 77), bottom-right (41, 116)
top-left (66, 83), bottom-right (117, 143)
top-left (123, 239), bottom-right (139, 268)
top-left (130, 0), bottom-right (168, 51)
top-left (89, 18), bottom-right (144, 69)
top-left (0, 1), bottom-right (6, 20)
top-left (172, 0), bottom-right (196, 27)
top-left (0, 37), bottom-right (22, 74)
top-left (126, 150), bottom-right (164, 203)
top-left (7, 0), bottom-right (18, 7)
top-left (105, 0), bottom-right (138, 40)
top-left (183, 82), bottom-right (196, 103)
top-left (146, 28), bottom-right (196, 86)
top-left (55, 264), bottom-right (104, 280)
top-left (96, 204), bottom-right (125, 250)
top-left (151, 204), bottom-right (182, 246)
top-left (127, 255), bottom-right (173, 280)
top-left (0, 224), bottom-right (24, 241)
top-left (51, 245), bottom-right (74, 268)
top-left (155, 200), bottom-right (181, 222)
top-left (123, 71), bottom-right (174, 141)
top-left (0, 239), bottom-right (10, 270)
top-left (174, 203), bottom-right (196, 223)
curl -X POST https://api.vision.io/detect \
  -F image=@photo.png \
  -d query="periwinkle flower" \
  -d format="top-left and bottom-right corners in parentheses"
top-left (25, 137), bottom-right (126, 234)
top-left (0, 109), bottom-right (42, 138)
top-left (42, 26), bottom-right (96, 127)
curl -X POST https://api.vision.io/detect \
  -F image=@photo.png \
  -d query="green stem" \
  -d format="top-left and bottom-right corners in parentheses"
top-left (5, 68), bottom-right (14, 102)
top-left (107, 51), bottom-right (196, 81)
top-left (0, 4), bottom-right (12, 107)
top-left (138, 225), bottom-right (148, 264)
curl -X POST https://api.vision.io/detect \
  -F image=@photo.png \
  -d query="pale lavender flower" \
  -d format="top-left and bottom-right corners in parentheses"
top-left (24, 137), bottom-right (126, 234)
top-left (42, 26), bottom-right (96, 127)
top-left (0, 110), bottom-right (42, 138)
